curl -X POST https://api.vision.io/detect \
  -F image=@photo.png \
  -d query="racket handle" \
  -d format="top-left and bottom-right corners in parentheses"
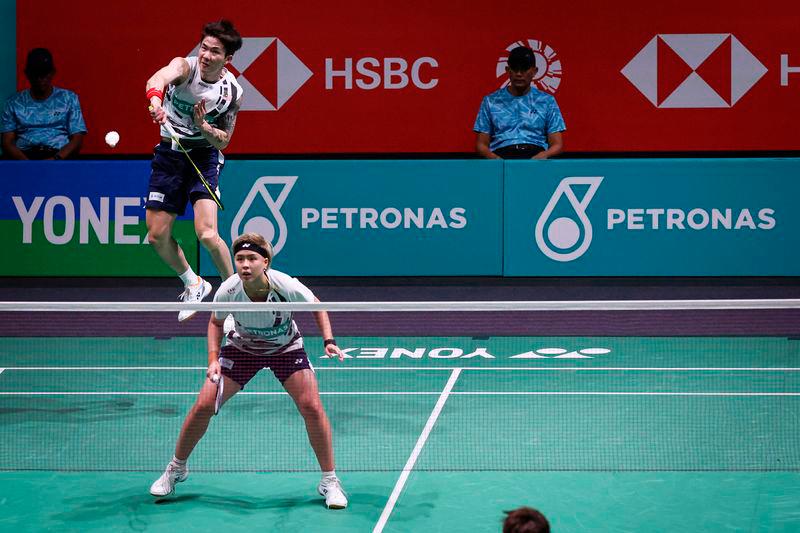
top-left (210, 373), bottom-right (221, 384)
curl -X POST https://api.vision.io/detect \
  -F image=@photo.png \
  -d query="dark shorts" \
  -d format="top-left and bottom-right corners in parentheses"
top-left (146, 141), bottom-right (223, 216)
top-left (218, 346), bottom-right (313, 388)
top-left (493, 143), bottom-right (545, 159)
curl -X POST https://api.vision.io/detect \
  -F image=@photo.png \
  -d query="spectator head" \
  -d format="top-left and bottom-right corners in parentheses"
top-left (24, 48), bottom-right (56, 95)
top-left (201, 19), bottom-right (243, 58)
top-left (507, 46), bottom-right (536, 73)
top-left (502, 506), bottom-right (550, 533)
top-left (505, 47), bottom-right (537, 94)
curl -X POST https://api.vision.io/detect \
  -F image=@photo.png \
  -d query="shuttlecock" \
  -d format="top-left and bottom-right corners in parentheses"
top-left (105, 131), bottom-right (120, 148)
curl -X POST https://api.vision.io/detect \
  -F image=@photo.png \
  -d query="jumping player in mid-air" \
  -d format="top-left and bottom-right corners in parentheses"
top-left (145, 19), bottom-right (243, 321)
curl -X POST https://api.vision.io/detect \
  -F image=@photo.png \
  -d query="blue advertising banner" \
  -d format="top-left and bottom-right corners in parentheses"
top-left (504, 159), bottom-right (800, 276)
top-left (201, 160), bottom-right (504, 276)
top-left (0, 161), bottom-right (196, 276)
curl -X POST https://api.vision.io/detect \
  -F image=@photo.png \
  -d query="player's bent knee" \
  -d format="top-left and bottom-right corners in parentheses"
top-left (196, 230), bottom-right (220, 249)
top-left (193, 399), bottom-right (216, 418)
top-left (298, 399), bottom-right (323, 418)
top-left (147, 228), bottom-right (169, 245)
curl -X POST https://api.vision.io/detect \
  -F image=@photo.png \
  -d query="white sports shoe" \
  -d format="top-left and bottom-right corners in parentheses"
top-left (318, 476), bottom-right (348, 509)
top-left (149, 463), bottom-right (189, 497)
top-left (178, 279), bottom-right (212, 322)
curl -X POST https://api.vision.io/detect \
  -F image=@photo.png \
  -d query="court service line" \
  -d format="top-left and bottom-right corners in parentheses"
top-left (374, 368), bottom-right (462, 533)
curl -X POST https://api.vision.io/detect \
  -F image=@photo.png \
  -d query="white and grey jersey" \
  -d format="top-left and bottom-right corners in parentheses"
top-left (213, 269), bottom-right (316, 356)
top-left (161, 56), bottom-right (243, 148)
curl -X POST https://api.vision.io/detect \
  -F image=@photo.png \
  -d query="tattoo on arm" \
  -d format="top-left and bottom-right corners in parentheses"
top-left (217, 99), bottom-right (241, 138)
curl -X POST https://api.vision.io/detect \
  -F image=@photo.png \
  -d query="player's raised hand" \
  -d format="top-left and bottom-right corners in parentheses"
top-left (325, 343), bottom-right (345, 362)
top-left (193, 99), bottom-right (208, 127)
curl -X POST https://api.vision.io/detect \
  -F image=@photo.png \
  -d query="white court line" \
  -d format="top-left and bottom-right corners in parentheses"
top-left (2, 366), bottom-right (800, 371)
top-left (1, 391), bottom-right (798, 397)
top-left (374, 368), bottom-right (462, 533)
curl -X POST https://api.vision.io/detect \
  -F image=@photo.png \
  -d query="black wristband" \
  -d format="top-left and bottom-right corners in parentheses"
top-left (324, 338), bottom-right (336, 347)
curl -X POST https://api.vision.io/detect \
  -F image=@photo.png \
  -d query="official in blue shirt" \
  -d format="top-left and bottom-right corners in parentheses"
top-left (1, 48), bottom-right (86, 160)
top-left (474, 46), bottom-right (565, 159)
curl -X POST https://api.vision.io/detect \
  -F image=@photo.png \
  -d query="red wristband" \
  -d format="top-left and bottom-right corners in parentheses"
top-left (146, 88), bottom-right (164, 102)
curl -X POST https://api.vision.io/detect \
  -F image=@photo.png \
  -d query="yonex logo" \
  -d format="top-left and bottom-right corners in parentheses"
top-left (621, 34), bottom-right (768, 108)
top-left (333, 346), bottom-right (611, 359)
top-left (190, 38), bottom-right (312, 111)
top-left (535, 177), bottom-right (603, 262)
top-left (497, 39), bottom-right (563, 94)
top-left (231, 176), bottom-right (297, 256)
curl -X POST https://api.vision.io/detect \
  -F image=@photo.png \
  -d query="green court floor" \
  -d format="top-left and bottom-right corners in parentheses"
top-left (1, 335), bottom-right (799, 532)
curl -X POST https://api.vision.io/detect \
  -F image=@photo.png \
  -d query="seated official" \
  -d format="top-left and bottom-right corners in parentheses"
top-left (1, 48), bottom-right (87, 160)
top-left (474, 46), bottom-right (565, 160)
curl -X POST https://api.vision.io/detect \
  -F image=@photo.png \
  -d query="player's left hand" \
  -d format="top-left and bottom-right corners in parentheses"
top-left (193, 99), bottom-right (208, 127)
top-left (325, 343), bottom-right (345, 362)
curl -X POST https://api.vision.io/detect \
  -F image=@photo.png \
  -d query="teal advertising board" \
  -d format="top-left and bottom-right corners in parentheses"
top-left (200, 160), bottom-right (504, 276)
top-left (0, 0), bottom-right (15, 156)
top-left (504, 159), bottom-right (800, 276)
top-left (2, 158), bottom-right (798, 277)
top-left (0, 0), bottom-right (13, 102)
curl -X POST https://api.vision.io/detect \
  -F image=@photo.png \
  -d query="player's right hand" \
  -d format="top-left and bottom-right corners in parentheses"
top-left (206, 360), bottom-right (222, 382)
top-left (148, 103), bottom-right (166, 125)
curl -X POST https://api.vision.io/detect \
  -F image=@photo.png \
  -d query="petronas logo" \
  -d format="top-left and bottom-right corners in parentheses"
top-left (535, 177), bottom-right (603, 262)
top-left (231, 176), bottom-right (297, 256)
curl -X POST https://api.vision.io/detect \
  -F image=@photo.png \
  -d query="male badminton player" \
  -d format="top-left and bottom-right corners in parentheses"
top-left (150, 233), bottom-right (349, 509)
top-left (144, 20), bottom-right (243, 321)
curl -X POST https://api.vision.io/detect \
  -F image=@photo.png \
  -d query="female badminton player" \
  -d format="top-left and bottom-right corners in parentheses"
top-left (150, 233), bottom-right (348, 509)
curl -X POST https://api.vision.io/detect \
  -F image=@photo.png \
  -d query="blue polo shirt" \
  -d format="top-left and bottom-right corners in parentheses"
top-left (473, 87), bottom-right (565, 151)
top-left (0, 87), bottom-right (87, 151)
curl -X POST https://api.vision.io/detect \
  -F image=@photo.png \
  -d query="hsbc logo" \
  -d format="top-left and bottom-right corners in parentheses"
top-left (621, 34), bottom-right (768, 108)
top-left (190, 37), bottom-right (312, 111)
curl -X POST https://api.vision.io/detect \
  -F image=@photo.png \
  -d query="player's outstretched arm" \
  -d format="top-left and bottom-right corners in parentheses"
top-left (206, 314), bottom-right (225, 378)
top-left (312, 298), bottom-right (344, 361)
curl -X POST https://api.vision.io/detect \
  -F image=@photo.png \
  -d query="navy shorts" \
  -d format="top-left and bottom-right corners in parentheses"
top-left (218, 346), bottom-right (313, 388)
top-left (146, 141), bottom-right (224, 216)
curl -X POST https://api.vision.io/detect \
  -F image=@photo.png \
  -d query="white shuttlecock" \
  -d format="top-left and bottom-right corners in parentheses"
top-left (105, 131), bottom-right (120, 148)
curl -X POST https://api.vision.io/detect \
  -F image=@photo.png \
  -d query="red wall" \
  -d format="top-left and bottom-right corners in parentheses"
top-left (17, 0), bottom-right (800, 154)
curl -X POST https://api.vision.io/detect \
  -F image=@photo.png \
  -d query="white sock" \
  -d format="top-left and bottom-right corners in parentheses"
top-left (179, 268), bottom-right (200, 287)
top-left (322, 470), bottom-right (336, 480)
top-left (171, 456), bottom-right (187, 469)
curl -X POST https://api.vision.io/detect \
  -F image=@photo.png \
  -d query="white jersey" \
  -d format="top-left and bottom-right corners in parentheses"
top-left (161, 56), bottom-right (243, 148)
top-left (213, 269), bottom-right (316, 356)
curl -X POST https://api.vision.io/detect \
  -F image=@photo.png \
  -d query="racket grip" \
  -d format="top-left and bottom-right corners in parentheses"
top-left (210, 373), bottom-right (221, 384)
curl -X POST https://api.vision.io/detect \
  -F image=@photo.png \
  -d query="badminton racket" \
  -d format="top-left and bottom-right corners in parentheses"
top-left (210, 373), bottom-right (224, 415)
